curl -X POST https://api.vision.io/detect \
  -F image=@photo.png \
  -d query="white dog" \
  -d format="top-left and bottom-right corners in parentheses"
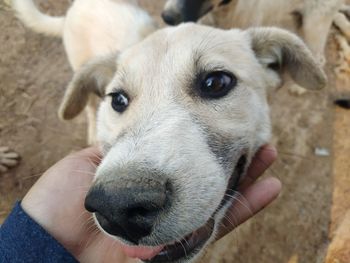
top-left (12, 0), bottom-right (157, 143)
top-left (60, 24), bottom-right (326, 263)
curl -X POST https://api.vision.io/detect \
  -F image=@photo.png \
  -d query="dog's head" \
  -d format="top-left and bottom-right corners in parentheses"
top-left (162, 0), bottom-right (230, 25)
top-left (59, 25), bottom-right (326, 263)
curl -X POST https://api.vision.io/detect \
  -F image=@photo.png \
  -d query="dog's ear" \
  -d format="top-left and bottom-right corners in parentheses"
top-left (247, 27), bottom-right (327, 90)
top-left (59, 53), bottom-right (118, 120)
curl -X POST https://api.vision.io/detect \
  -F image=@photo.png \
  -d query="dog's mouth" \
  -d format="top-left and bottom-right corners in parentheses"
top-left (216, 155), bottom-right (247, 212)
top-left (145, 218), bottom-right (215, 262)
top-left (118, 155), bottom-right (247, 263)
top-left (116, 218), bottom-right (214, 262)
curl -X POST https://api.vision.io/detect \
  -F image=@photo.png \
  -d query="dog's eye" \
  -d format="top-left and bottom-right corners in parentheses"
top-left (109, 91), bottom-right (129, 113)
top-left (200, 71), bottom-right (236, 98)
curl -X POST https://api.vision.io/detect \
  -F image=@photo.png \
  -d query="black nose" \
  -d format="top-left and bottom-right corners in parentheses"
top-left (85, 178), bottom-right (170, 244)
top-left (161, 11), bottom-right (180, 26)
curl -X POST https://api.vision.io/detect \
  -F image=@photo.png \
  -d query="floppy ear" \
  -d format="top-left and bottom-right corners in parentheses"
top-left (247, 27), bottom-right (327, 90)
top-left (59, 53), bottom-right (118, 120)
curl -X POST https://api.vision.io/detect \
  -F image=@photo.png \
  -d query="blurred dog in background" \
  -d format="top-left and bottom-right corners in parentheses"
top-left (162, 0), bottom-right (345, 67)
top-left (12, 0), bottom-right (157, 144)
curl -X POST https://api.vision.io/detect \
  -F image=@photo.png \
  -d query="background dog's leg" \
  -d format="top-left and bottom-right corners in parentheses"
top-left (288, 7), bottom-right (336, 95)
top-left (303, 0), bottom-right (344, 65)
top-left (302, 12), bottom-right (334, 67)
top-left (339, 4), bottom-right (350, 18)
top-left (334, 12), bottom-right (350, 41)
top-left (0, 146), bottom-right (19, 173)
top-left (334, 34), bottom-right (350, 81)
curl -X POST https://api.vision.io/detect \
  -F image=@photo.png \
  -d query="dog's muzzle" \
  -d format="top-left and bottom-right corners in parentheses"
top-left (85, 155), bottom-right (247, 262)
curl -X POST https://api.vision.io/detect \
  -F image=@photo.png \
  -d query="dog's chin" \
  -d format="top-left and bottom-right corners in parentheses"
top-left (96, 155), bottom-right (247, 263)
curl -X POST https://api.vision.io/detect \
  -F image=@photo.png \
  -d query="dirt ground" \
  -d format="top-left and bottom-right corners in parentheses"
top-left (0, 0), bottom-right (345, 262)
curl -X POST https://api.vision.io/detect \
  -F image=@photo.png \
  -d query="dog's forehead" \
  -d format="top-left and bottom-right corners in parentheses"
top-left (108, 24), bottom-right (255, 95)
top-left (118, 24), bottom-right (250, 75)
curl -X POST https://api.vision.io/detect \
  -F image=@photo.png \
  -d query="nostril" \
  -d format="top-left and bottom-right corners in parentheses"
top-left (84, 190), bottom-right (99, 213)
top-left (161, 11), bottom-right (178, 26)
top-left (126, 196), bottom-right (165, 219)
top-left (84, 201), bottom-right (97, 213)
top-left (95, 212), bottom-right (130, 239)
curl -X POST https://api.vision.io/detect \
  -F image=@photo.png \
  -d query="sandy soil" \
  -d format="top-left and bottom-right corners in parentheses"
top-left (0, 0), bottom-right (342, 262)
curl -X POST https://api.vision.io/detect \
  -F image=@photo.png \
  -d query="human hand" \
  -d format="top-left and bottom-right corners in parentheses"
top-left (216, 145), bottom-right (280, 239)
top-left (21, 145), bottom-right (280, 262)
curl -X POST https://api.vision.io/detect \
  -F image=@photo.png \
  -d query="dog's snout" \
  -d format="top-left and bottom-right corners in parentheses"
top-left (85, 177), bottom-right (171, 244)
top-left (161, 10), bottom-right (181, 26)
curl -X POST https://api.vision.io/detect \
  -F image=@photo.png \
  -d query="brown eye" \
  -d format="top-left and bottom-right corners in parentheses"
top-left (200, 71), bottom-right (236, 98)
top-left (109, 91), bottom-right (129, 113)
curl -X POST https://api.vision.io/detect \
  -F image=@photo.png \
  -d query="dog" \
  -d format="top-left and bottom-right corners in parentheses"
top-left (162, 0), bottom-right (344, 66)
top-left (12, 0), bottom-right (157, 144)
top-left (59, 23), bottom-right (326, 262)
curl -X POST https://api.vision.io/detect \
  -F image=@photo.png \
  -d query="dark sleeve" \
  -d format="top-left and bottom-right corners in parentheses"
top-left (0, 202), bottom-right (79, 263)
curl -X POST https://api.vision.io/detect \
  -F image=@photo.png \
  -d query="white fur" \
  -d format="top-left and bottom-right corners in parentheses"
top-left (12, 0), bottom-right (64, 37)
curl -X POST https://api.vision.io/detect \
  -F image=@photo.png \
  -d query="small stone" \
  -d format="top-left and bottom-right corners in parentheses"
top-left (314, 147), bottom-right (330, 157)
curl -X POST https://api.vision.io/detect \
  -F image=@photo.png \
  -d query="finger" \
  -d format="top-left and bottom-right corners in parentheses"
top-left (74, 146), bottom-right (102, 166)
top-left (238, 145), bottom-right (277, 190)
top-left (216, 177), bottom-right (281, 240)
top-left (48, 147), bottom-right (102, 180)
top-left (64, 147), bottom-right (102, 168)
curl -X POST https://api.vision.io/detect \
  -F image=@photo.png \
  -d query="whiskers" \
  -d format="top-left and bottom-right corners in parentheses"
top-left (65, 155), bottom-right (101, 169)
top-left (225, 191), bottom-right (253, 216)
top-left (72, 169), bottom-right (96, 177)
top-left (80, 215), bottom-right (103, 251)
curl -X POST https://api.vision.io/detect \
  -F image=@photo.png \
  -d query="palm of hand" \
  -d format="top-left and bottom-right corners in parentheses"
top-left (22, 146), bottom-right (280, 263)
